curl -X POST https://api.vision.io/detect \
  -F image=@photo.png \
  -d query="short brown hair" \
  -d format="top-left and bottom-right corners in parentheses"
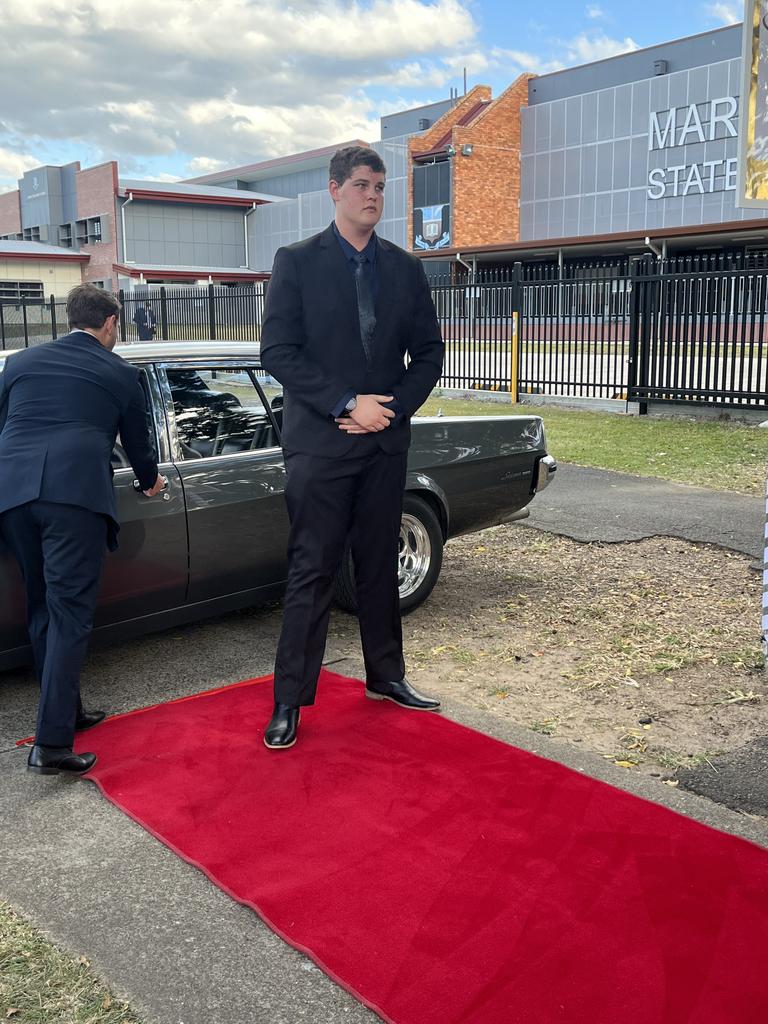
top-left (66, 284), bottom-right (121, 330)
top-left (329, 146), bottom-right (386, 187)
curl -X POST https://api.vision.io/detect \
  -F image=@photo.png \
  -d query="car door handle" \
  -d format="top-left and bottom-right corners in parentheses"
top-left (133, 475), bottom-right (170, 495)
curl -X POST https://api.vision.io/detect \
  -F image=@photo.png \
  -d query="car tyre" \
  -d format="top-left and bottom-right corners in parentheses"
top-left (334, 493), bottom-right (444, 615)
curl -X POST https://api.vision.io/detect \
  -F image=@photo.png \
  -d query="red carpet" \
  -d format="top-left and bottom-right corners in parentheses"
top-left (78, 670), bottom-right (768, 1024)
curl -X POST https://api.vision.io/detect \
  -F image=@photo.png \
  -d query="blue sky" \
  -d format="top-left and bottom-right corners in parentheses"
top-left (0, 0), bottom-right (742, 191)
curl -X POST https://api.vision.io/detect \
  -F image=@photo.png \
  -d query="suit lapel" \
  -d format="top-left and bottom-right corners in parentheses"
top-left (320, 225), bottom-right (357, 313)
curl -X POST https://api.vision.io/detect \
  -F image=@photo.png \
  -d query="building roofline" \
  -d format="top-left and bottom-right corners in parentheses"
top-left (114, 263), bottom-right (268, 281)
top-left (533, 23), bottom-right (740, 84)
top-left (183, 140), bottom-right (370, 185)
top-left (0, 247), bottom-right (89, 263)
top-left (117, 185), bottom-right (272, 207)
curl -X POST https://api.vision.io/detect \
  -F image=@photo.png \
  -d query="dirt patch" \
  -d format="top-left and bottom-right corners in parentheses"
top-left (328, 524), bottom-right (765, 779)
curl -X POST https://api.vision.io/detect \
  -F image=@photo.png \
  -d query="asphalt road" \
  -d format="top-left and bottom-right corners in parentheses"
top-left (528, 462), bottom-right (764, 561)
top-left (0, 464), bottom-right (765, 1024)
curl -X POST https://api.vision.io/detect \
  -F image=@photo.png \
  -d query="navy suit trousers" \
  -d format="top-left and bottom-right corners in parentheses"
top-left (1, 501), bottom-right (107, 747)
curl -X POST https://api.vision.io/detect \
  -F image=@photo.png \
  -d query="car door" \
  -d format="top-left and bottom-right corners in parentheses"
top-left (93, 363), bottom-right (188, 628)
top-left (160, 362), bottom-right (289, 604)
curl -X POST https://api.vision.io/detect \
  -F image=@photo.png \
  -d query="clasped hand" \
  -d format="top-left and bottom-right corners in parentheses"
top-left (335, 394), bottom-right (395, 434)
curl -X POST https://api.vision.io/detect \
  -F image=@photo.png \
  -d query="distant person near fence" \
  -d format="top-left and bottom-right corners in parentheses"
top-left (133, 301), bottom-right (157, 341)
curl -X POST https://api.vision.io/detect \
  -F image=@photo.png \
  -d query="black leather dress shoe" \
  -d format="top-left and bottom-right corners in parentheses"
top-left (264, 703), bottom-right (300, 749)
top-left (75, 709), bottom-right (106, 731)
top-left (365, 678), bottom-right (441, 711)
top-left (27, 745), bottom-right (97, 776)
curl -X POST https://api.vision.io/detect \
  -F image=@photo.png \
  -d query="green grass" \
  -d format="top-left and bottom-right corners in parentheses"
top-left (417, 395), bottom-right (768, 495)
top-left (0, 902), bottom-right (144, 1024)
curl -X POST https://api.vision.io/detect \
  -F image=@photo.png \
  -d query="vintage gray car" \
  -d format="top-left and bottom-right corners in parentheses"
top-left (0, 341), bottom-right (555, 671)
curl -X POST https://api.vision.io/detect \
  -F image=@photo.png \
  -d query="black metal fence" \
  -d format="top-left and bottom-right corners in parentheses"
top-left (629, 256), bottom-right (768, 408)
top-left (515, 261), bottom-right (631, 400)
top-left (0, 284), bottom-right (267, 350)
top-left (2, 263), bottom-right (767, 410)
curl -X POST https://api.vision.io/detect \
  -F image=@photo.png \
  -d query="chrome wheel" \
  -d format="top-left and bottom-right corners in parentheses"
top-left (398, 513), bottom-right (431, 600)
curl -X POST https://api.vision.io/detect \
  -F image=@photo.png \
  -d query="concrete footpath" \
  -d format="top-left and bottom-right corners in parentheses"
top-left (0, 465), bottom-right (766, 1024)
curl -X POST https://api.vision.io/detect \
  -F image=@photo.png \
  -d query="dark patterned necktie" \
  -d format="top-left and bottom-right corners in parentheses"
top-left (353, 253), bottom-right (376, 367)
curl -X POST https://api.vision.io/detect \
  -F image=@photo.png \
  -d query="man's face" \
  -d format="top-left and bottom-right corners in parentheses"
top-left (329, 164), bottom-right (385, 235)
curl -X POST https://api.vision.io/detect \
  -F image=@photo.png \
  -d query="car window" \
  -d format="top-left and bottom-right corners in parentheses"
top-left (166, 367), bottom-right (278, 460)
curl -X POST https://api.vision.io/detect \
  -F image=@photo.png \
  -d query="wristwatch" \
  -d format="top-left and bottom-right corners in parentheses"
top-left (344, 396), bottom-right (358, 413)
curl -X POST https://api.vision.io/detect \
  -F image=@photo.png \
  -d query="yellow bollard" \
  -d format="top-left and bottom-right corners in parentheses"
top-left (510, 311), bottom-right (519, 405)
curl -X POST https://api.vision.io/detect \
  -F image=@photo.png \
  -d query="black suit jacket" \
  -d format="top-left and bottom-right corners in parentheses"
top-left (259, 224), bottom-right (444, 456)
top-left (0, 331), bottom-right (158, 548)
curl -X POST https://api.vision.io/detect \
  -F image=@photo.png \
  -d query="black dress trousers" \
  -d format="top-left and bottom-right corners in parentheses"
top-left (273, 444), bottom-right (407, 707)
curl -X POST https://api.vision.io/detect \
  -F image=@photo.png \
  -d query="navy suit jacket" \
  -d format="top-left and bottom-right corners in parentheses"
top-left (0, 331), bottom-right (158, 549)
top-left (259, 224), bottom-right (444, 457)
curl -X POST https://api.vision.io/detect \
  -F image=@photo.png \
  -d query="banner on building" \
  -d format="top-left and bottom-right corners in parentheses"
top-left (738, 0), bottom-right (768, 206)
top-left (414, 205), bottom-right (451, 250)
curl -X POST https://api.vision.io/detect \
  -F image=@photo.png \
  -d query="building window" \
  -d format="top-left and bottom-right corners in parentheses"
top-left (0, 281), bottom-right (45, 302)
top-left (75, 216), bottom-right (104, 246)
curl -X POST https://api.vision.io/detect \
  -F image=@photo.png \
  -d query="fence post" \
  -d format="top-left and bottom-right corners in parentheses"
top-left (21, 295), bottom-right (29, 348)
top-left (160, 287), bottom-right (168, 341)
top-left (118, 289), bottom-right (127, 343)
top-left (208, 283), bottom-right (216, 341)
top-left (510, 262), bottom-right (523, 402)
top-left (49, 294), bottom-right (57, 340)
top-left (628, 256), bottom-right (650, 415)
top-left (0, 302), bottom-right (5, 350)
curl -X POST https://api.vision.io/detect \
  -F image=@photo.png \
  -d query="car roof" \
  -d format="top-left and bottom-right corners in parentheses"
top-left (0, 339), bottom-right (262, 368)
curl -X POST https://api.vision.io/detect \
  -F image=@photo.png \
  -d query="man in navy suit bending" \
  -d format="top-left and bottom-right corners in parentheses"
top-left (260, 145), bottom-right (445, 749)
top-left (0, 284), bottom-right (164, 776)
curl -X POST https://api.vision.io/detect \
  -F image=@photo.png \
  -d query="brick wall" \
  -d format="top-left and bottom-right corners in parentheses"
top-left (76, 161), bottom-right (119, 286)
top-left (0, 190), bottom-right (21, 235)
top-left (451, 75), bottom-right (533, 249)
top-left (408, 86), bottom-right (492, 252)
top-left (407, 77), bottom-right (534, 251)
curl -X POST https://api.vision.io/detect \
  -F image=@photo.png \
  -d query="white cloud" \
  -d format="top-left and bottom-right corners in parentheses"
top-left (565, 32), bottom-right (639, 64)
top-left (704, 2), bottom-right (740, 25)
top-left (0, 146), bottom-right (42, 192)
top-left (2, 0), bottom-right (475, 62)
top-left (0, 0), bottom-right (478, 173)
top-left (187, 156), bottom-right (228, 176)
top-left (586, 4), bottom-right (604, 18)
top-left (492, 47), bottom-right (564, 76)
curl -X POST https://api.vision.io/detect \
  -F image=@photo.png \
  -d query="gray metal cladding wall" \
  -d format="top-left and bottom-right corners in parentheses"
top-left (247, 135), bottom-right (411, 271)
top-left (125, 201), bottom-right (246, 268)
top-left (520, 57), bottom-right (768, 241)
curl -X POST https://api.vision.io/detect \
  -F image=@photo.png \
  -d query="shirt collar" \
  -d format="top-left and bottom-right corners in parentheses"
top-left (332, 222), bottom-right (377, 265)
top-left (71, 328), bottom-right (103, 346)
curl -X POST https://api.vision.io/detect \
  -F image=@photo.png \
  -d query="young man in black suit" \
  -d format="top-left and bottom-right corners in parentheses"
top-left (0, 284), bottom-right (164, 775)
top-left (260, 145), bottom-right (445, 749)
